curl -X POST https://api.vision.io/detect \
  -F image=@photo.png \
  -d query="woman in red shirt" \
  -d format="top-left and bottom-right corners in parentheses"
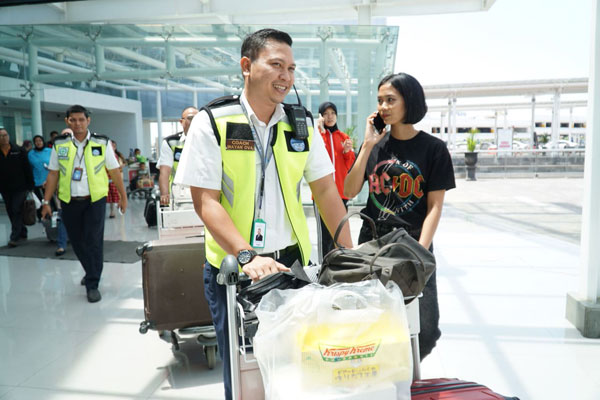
top-left (316, 101), bottom-right (356, 258)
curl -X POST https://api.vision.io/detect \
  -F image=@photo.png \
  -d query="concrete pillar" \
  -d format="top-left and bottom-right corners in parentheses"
top-left (319, 39), bottom-right (329, 106)
top-left (551, 89), bottom-right (561, 148)
top-left (494, 110), bottom-right (499, 145)
top-left (193, 90), bottom-right (198, 109)
top-left (447, 100), bottom-right (452, 147)
top-left (28, 42), bottom-right (42, 137)
top-left (357, 3), bottom-right (371, 24)
top-left (569, 107), bottom-right (574, 142)
top-left (156, 90), bottom-right (163, 147)
top-left (94, 43), bottom-right (105, 75)
top-left (531, 96), bottom-right (536, 147)
top-left (440, 112), bottom-right (446, 142)
top-left (450, 98), bottom-right (457, 149)
top-left (356, 3), bottom-right (372, 204)
top-left (566, 0), bottom-right (600, 338)
top-left (346, 92), bottom-right (352, 131)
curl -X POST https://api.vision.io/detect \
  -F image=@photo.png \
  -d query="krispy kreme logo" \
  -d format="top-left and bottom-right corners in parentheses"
top-left (319, 341), bottom-right (380, 362)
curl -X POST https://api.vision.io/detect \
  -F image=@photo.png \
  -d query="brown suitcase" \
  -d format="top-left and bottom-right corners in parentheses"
top-left (137, 233), bottom-right (212, 333)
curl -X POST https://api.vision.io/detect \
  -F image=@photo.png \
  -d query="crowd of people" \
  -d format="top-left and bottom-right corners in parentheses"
top-left (0, 28), bottom-right (456, 399)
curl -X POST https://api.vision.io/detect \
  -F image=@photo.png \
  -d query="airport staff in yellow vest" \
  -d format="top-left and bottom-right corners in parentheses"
top-left (174, 29), bottom-right (352, 400)
top-left (157, 106), bottom-right (198, 206)
top-left (41, 104), bottom-right (127, 303)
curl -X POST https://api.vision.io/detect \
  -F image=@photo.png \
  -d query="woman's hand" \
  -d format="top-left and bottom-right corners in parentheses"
top-left (317, 114), bottom-right (325, 134)
top-left (342, 138), bottom-right (353, 154)
top-left (363, 112), bottom-right (387, 150)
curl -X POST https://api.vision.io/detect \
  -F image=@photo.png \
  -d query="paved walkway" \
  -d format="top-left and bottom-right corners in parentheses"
top-left (1, 177), bottom-right (597, 400)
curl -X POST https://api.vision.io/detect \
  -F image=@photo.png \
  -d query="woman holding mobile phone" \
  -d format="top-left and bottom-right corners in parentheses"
top-left (344, 72), bottom-right (455, 360)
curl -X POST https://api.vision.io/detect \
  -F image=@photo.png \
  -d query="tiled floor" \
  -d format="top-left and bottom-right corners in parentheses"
top-left (0, 178), bottom-right (598, 399)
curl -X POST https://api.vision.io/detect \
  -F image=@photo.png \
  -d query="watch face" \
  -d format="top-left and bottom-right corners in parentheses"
top-left (237, 250), bottom-right (254, 265)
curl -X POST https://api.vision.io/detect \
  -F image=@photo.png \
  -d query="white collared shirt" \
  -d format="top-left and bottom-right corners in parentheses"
top-left (174, 92), bottom-right (334, 254)
top-left (157, 132), bottom-right (186, 169)
top-left (48, 130), bottom-right (119, 197)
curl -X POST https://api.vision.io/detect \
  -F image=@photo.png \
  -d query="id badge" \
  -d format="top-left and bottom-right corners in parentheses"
top-left (72, 167), bottom-right (83, 181)
top-left (251, 219), bottom-right (266, 249)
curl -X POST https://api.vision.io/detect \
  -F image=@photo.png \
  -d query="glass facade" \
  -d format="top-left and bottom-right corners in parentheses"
top-left (0, 23), bottom-right (398, 135)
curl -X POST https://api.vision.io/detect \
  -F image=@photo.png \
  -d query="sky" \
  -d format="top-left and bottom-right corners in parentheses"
top-left (388, 0), bottom-right (593, 86)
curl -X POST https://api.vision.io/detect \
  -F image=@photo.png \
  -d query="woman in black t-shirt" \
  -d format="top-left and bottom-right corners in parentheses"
top-left (344, 72), bottom-right (456, 360)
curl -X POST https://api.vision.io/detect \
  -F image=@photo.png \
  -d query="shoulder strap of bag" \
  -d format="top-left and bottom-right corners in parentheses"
top-left (332, 211), bottom-right (378, 248)
top-left (369, 242), bottom-right (427, 294)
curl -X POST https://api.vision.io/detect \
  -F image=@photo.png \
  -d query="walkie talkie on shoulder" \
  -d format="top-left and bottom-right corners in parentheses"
top-left (284, 85), bottom-right (309, 140)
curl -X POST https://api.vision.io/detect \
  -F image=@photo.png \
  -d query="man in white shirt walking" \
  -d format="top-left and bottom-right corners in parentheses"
top-left (41, 105), bottom-right (127, 303)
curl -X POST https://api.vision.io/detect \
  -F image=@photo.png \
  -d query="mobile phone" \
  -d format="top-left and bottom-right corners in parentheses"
top-left (373, 113), bottom-right (386, 133)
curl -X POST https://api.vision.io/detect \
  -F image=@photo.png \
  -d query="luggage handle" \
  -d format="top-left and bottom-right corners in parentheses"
top-left (332, 211), bottom-right (378, 248)
top-left (368, 242), bottom-right (427, 290)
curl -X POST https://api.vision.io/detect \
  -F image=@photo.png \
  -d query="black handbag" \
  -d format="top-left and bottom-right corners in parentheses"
top-left (318, 212), bottom-right (436, 303)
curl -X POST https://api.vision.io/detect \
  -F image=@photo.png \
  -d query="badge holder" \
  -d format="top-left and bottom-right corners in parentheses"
top-left (72, 167), bottom-right (83, 181)
top-left (251, 219), bottom-right (266, 249)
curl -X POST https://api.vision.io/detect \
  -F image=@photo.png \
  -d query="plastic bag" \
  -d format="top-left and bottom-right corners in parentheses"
top-left (254, 279), bottom-right (412, 400)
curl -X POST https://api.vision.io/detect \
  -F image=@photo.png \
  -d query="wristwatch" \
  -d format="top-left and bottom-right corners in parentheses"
top-left (41, 199), bottom-right (50, 206)
top-left (237, 249), bottom-right (257, 266)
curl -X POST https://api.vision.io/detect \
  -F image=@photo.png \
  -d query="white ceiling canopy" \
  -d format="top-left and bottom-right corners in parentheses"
top-left (0, 0), bottom-right (497, 25)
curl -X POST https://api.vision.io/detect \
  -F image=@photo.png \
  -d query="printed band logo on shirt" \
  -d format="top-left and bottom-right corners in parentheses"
top-left (368, 159), bottom-right (424, 216)
top-left (91, 146), bottom-right (102, 156)
top-left (290, 138), bottom-right (306, 152)
top-left (57, 147), bottom-right (69, 159)
top-left (226, 139), bottom-right (255, 151)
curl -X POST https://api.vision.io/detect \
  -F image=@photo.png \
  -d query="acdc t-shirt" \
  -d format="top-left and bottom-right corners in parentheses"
top-left (358, 131), bottom-right (455, 239)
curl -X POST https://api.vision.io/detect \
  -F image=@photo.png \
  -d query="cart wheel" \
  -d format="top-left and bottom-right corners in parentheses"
top-left (139, 321), bottom-right (150, 334)
top-left (205, 345), bottom-right (217, 370)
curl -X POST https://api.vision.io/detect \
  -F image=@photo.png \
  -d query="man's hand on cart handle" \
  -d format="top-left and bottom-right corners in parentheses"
top-left (243, 255), bottom-right (290, 282)
top-left (160, 194), bottom-right (170, 206)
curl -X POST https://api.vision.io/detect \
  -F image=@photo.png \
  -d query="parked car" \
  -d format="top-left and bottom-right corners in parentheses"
top-left (541, 140), bottom-right (579, 149)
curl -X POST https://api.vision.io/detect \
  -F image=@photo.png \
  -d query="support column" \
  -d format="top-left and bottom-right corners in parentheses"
top-left (357, 3), bottom-right (371, 24)
top-left (28, 42), bottom-right (42, 137)
top-left (531, 96), bottom-right (536, 147)
top-left (447, 99), bottom-right (452, 147)
top-left (569, 107), bottom-right (574, 142)
top-left (440, 112), bottom-right (445, 142)
top-left (494, 110), bottom-right (499, 146)
top-left (319, 39), bottom-right (329, 106)
top-left (193, 90), bottom-right (198, 109)
top-left (156, 90), bottom-right (163, 148)
top-left (356, 3), bottom-right (372, 204)
top-left (566, 0), bottom-right (600, 338)
top-left (94, 43), bottom-right (105, 76)
top-left (450, 98), bottom-right (457, 149)
top-left (346, 92), bottom-right (352, 131)
top-left (551, 89), bottom-right (561, 148)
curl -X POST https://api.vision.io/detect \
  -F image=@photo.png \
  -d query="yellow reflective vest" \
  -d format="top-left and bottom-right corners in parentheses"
top-left (204, 97), bottom-right (313, 268)
top-left (54, 133), bottom-right (109, 203)
top-left (164, 132), bottom-right (184, 192)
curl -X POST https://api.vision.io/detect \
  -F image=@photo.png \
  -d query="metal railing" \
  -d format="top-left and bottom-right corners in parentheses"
top-left (451, 148), bottom-right (585, 178)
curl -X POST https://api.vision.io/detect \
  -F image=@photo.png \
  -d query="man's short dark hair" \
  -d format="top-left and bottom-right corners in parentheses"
top-left (378, 73), bottom-right (427, 124)
top-left (241, 29), bottom-right (293, 61)
top-left (49, 130), bottom-right (59, 137)
top-left (66, 105), bottom-right (90, 118)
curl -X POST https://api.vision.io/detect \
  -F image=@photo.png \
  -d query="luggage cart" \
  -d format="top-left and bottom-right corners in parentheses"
top-left (217, 255), bottom-right (422, 400)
